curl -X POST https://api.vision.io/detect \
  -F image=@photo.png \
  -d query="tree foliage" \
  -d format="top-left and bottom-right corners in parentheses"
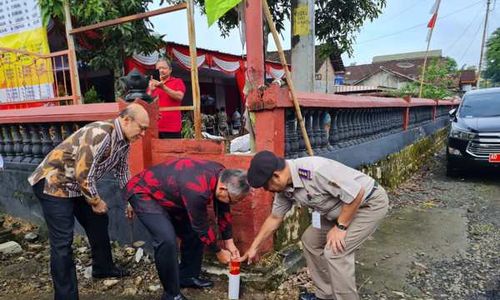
top-left (39, 0), bottom-right (164, 72)
top-left (393, 57), bottom-right (459, 100)
top-left (161, 0), bottom-right (386, 57)
top-left (484, 27), bottom-right (500, 85)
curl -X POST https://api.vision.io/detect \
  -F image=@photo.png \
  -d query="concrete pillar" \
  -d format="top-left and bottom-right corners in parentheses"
top-left (291, 0), bottom-right (315, 92)
top-left (245, 0), bottom-right (265, 90)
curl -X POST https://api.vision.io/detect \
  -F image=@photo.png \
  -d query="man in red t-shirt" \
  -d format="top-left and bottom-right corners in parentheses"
top-left (149, 59), bottom-right (186, 139)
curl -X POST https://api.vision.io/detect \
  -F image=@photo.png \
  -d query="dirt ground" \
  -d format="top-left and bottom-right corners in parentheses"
top-left (0, 150), bottom-right (499, 300)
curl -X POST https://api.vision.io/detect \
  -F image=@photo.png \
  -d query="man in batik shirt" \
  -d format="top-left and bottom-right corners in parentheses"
top-left (124, 158), bottom-right (250, 300)
top-left (28, 104), bottom-right (150, 300)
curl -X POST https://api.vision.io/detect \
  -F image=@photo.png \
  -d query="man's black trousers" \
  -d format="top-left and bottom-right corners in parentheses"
top-left (130, 194), bottom-right (204, 298)
top-left (33, 180), bottom-right (115, 300)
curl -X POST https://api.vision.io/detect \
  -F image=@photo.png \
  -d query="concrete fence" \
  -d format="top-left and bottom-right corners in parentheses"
top-left (0, 87), bottom-right (459, 256)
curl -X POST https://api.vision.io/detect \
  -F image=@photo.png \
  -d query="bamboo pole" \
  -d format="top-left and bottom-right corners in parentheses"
top-left (418, 39), bottom-right (432, 99)
top-left (160, 106), bottom-right (195, 112)
top-left (63, 0), bottom-right (81, 104)
top-left (262, 0), bottom-right (313, 156)
top-left (419, 0), bottom-right (441, 98)
top-left (0, 47), bottom-right (68, 58)
top-left (186, 0), bottom-right (202, 140)
top-left (70, 3), bottom-right (187, 34)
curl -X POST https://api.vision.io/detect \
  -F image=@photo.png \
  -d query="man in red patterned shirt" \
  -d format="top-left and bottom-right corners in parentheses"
top-left (148, 59), bottom-right (186, 139)
top-left (124, 158), bottom-right (250, 300)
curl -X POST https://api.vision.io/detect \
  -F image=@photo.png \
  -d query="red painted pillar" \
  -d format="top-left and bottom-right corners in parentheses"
top-left (402, 96), bottom-right (411, 131)
top-left (403, 108), bottom-right (410, 131)
top-left (244, 0), bottom-right (284, 155)
top-left (432, 101), bottom-right (437, 121)
top-left (243, 0), bottom-right (277, 254)
top-left (245, 0), bottom-right (264, 94)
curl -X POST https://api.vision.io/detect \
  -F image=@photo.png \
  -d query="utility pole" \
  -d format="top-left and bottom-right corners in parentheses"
top-left (477, 0), bottom-right (491, 88)
top-left (291, 0), bottom-right (315, 92)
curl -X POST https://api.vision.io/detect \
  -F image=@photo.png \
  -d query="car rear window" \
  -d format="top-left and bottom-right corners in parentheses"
top-left (459, 92), bottom-right (500, 118)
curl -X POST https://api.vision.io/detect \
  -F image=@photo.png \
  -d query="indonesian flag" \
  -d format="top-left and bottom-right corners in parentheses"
top-left (426, 0), bottom-right (441, 41)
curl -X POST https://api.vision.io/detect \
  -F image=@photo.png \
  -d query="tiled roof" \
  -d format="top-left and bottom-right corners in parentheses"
top-left (344, 58), bottom-right (430, 83)
top-left (459, 69), bottom-right (477, 83)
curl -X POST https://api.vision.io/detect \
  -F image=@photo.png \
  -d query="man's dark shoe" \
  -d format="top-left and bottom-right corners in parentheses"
top-left (161, 292), bottom-right (188, 300)
top-left (173, 293), bottom-right (188, 300)
top-left (92, 265), bottom-right (130, 279)
top-left (298, 292), bottom-right (328, 300)
top-left (179, 277), bottom-right (213, 289)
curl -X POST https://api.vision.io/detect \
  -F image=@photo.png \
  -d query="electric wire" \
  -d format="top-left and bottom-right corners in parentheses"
top-left (357, 0), bottom-right (484, 45)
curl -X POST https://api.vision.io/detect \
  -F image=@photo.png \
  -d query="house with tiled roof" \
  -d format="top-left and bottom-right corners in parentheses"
top-left (344, 50), bottom-right (444, 90)
top-left (458, 69), bottom-right (477, 93)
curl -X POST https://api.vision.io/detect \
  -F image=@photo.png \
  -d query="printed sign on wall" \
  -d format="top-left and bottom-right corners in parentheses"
top-left (0, 0), bottom-right (54, 103)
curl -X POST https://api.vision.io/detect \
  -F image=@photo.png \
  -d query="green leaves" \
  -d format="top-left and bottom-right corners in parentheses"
top-left (484, 28), bottom-right (500, 85)
top-left (161, 0), bottom-right (385, 57)
top-left (38, 0), bottom-right (163, 73)
top-left (315, 0), bottom-right (386, 57)
top-left (38, 0), bottom-right (64, 26)
top-left (205, 0), bottom-right (242, 27)
top-left (394, 57), bottom-right (458, 100)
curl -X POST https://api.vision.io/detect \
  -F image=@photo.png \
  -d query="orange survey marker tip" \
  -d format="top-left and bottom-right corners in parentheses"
top-left (229, 260), bottom-right (240, 275)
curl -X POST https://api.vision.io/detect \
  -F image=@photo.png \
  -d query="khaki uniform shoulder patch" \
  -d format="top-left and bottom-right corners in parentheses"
top-left (298, 168), bottom-right (312, 180)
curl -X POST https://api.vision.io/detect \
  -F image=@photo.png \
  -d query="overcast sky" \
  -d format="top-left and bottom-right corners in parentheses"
top-left (149, 0), bottom-right (500, 68)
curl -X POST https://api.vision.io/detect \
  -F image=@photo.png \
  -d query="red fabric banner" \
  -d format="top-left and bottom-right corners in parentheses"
top-left (427, 13), bottom-right (437, 29)
top-left (124, 43), bottom-right (287, 106)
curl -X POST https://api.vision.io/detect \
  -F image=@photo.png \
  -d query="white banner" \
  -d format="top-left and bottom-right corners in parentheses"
top-left (212, 57), bottom-right (241, 73)
top-left (268, 66), bottom-right (285, 79)
top-left (0, 0), bottom-right (42, 36)
top-left (171, 48), bottom-right (206, 69)
top-left (132, 51), bottom-right (160, 66)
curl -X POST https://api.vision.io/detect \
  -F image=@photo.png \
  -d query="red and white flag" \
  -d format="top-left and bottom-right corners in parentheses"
top-left (426, 0), bottom-right (441, 41)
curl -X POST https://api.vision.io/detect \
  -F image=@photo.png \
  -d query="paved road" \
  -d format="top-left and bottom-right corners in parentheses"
top-left (356, 151), bottom-right (500, 299)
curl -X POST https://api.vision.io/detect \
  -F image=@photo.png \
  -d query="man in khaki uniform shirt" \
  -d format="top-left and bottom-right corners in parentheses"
top-left (241, 151), bottom-right (389, 300)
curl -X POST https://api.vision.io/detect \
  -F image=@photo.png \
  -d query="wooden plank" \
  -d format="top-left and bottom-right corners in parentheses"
top-left (186, 0), bottom-right (202, 140)
top-left (159, 106), bottom-right (194, 112)
top-left (152, 138), bottom-right (225, 154)
top-left (70, 3), bottom-right (187, 35)
top-left (0, 47), bottom-right (68, 59)
top-left (0, 103), bottom-right (120, 124)
top-left (0, 96), bottom-right (75, 107)
top-left (63, 0), bottom-right (81, 103)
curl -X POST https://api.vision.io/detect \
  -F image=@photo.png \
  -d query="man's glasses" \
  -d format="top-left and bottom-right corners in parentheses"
top-left (132, 118), bottom-right (148, 132)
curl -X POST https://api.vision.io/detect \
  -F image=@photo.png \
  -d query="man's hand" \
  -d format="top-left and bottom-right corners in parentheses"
top-left (125, 204), bottom-right (135, 220)
top-left (150, 78), bottom-right (164, 88)
top-left (238, 246), bottom-right (259, 264)
top-left (149, 77), bottom-right (156, 90)
top-left (92, 200), bottom-right (108, 215)
top-left (149, 77), bottom-right (160, 91)
top-left (216, 249), bottom-right (232, 264)
top-left (326, 226), bottom-right (347, 254)
top-left (223, 239), bottom-right (240, 259)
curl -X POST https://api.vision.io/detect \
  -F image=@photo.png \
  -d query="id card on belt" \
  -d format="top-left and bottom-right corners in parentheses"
top-left (312, 211), bottom-right (321, 229)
